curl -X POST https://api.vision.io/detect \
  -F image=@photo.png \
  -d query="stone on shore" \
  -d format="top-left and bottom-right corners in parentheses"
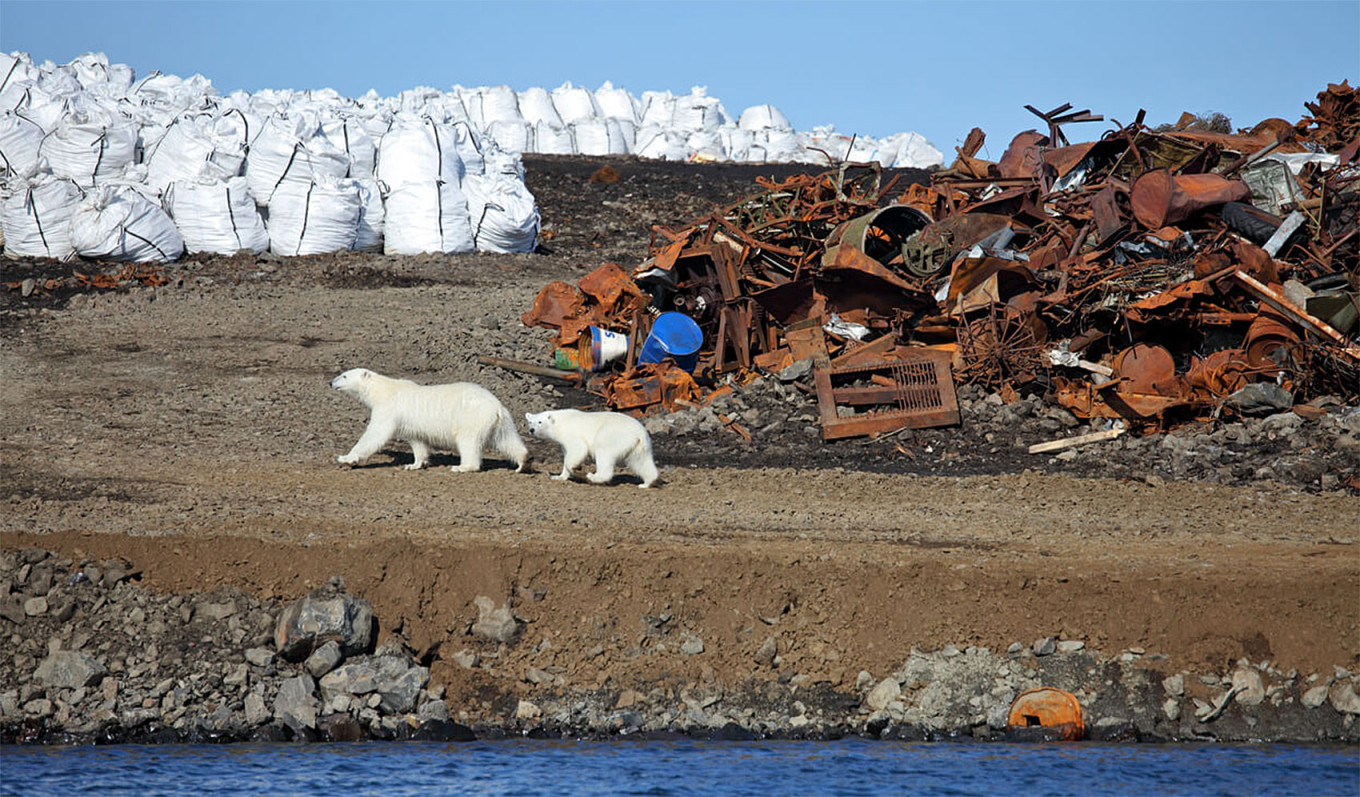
top-left (33, 650), bottom-right (106, 690)
top-left (471, 596), bottom-right (520, 643)
top-left (274, 674), bottom-right (318, 731)
top-left (274, 583), bottom-right (374, 662)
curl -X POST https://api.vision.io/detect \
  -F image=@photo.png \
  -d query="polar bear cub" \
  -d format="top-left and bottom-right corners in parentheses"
top-left (525, 409), bottom-right (659, 488)
top-left (331, 368), bottom-right (527, 473)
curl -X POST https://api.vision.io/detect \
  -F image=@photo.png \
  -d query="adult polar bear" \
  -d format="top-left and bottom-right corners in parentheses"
top-left (331, 368), bottom-right (528, 473)
top-left (525, 409), bottom-right (659, 488)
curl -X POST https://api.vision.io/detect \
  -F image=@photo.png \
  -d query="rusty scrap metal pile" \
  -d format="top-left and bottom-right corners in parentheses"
top-left (519, 83), bottom-right (1359, 440)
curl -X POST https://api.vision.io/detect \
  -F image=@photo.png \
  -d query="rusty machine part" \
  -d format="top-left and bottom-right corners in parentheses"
top-left (814, 349), bottom-right (960, 440)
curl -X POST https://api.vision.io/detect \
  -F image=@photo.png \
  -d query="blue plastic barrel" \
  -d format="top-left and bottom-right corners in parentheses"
top-left (637, 312), bottom-right (703, 372)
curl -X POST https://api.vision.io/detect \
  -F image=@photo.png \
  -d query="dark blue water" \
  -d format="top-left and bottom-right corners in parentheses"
top-left (1, 740), bottom-right (1356, 796)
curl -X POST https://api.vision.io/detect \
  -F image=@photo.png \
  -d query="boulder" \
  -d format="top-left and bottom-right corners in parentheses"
top-left (274, 585), bottom-right (374, 662)
top-left (471, 596), bottom-right (520, 643)
top-left (33, 650), bottom-right (106, 689)
top-left (274, 674), bottom-right (318, 730)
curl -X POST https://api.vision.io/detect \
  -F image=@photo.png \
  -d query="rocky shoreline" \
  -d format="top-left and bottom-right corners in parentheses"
top-left (4, 547), bottom-right (1357, 746)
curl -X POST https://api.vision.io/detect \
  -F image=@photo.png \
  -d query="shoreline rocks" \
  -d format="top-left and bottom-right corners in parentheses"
top-left (1, 547), bottom-right (1356, 745)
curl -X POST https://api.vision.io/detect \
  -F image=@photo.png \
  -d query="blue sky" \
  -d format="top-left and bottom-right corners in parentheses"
top-left (2, 1), bottom-right (1356, 158)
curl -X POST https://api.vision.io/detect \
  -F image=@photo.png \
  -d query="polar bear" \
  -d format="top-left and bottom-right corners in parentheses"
top-left (525, 409), bottom-right (659, 488)
top-left (331, 368), bottom-right (528, 473)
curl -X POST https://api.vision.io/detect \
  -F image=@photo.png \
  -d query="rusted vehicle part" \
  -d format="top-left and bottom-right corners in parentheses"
top-left (814, 349), bottom-right (959, 440)
top-left (955, 305), bottom-right (1047, 390)
top-left (821, 205), bottom-right (932, 273)
top-left (1007, 687), bottom-right (1086, 741)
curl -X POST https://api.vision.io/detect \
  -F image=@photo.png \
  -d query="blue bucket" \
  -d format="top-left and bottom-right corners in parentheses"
top-left (637, 312), bottom-right (703, 372)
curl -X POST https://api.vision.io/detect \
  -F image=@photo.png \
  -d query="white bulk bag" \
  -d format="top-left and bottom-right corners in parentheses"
top-left (478, 85), bottom-right (522, 125)
top-left (0, 111), bottom-right (44, 178)
top-left (375, 116), bottom-right (466, 187)
top-left (67, 52), bottom-right (129, 92)
top-left (265, 177), bottom-right (361, 256)
top-left (670, 88), bottom-right (725, 133)
top-left (594, 81), bottom-right (640, 123)
top-left (551, 83), bottom-right (599, 125)
top-left (0, 52), bottom-right (41, 100)
top-left (484, 148), bottom-right (525, 181)
top-left (638, 91), bottom-right (674, 128)
top-left (720, 127), bottom-right (756, 161)
top-left (245, 113), bottom-right (351, 207)
top-left (533, 121), bottom-right (575, 155)
top-left (322, 116), bottom-right (377, 177)
top-left (353, 178), bottom-right (383, 252)
top-left (450, 121), bottom-right (484, 176)
top-left (517, 87), bottom-right (562, 126)
top-left (759, 128), bottom-right (804, 163)
top-left (39, 102), bottom-right (138, 187)
top-left (738, 104), bottom-right (792, 131)
top-left (887, 132), bottom-right (945, 169)
top-left (466, 173), bottom-right (539, 254)
top-left (485, 119), bottom-right (531, 154)
top-left (2, 171), bottom-right (81, 260)
top-left (144, 113), bottom-right (248, 195)
top-left (70, 184), bottom-right (184, 262)
top-left (634, 127), bottom-right (688, 161)
top-left (382, 179), bottom-right (473, 255)
top-left (686, 130), bottom-right (726, 161)
top-left (164, 175), bottom-right (268, 255)
top-left (573, 118), bottom-right (627, 156)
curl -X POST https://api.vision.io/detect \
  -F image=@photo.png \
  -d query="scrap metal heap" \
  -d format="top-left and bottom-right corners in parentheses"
top-left (520, 83), bottom-right (1359, 440)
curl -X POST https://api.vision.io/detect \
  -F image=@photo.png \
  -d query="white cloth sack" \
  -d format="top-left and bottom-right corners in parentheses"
top-left (144, 112), bottom-right (248, 195)
top-left (245, 113), bottom-right (351, 207)
top-left (382, 179), bottom-right (473, 255)
top-left (572, 118), bottom-right (627, 156)
top-left (466, 173), bottom-right (538, 254)
top-left (375, 116), bottom-right (466, 187)
top-left (322, 116), bottom-right (376, 177)
top-left (70, 184), bottom-right (184, 262)
top-left (532, 121), bottom-right (575, 155)
top-left (2, 171), bottom-right (82, 260)
top-left (476, 85), bottom-right (522, 125)
top-left (164, 175), bottom-right (269, 255)
top-left (39, 101), bottom-right (138, 187)
top-left (265, 177), bottom-right (362, 256)
top-left (634, 127), bottom-right (688, 161)
top-left (353, 178), bottom-right (383, 252)
top-left (485, 119), bottom-right (531, 154)
top-left (517, 87), bottom-right (562, 126)
top-left (738, 104), bottom-right (792, 131)
top-left (594, 81), bottom-right (639, 123)
top-left (0, 110), bottom-right (44, 178)
top-left (551, 83), bottom-right (599, 125)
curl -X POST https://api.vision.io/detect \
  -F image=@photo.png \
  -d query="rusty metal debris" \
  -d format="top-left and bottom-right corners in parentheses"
top-left (3, 263), bottom-right (171, 296)
top-left (518, 82), bottom-right (1359, 439)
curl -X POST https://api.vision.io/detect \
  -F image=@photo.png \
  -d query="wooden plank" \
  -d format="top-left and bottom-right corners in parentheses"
top-left (1027, 428), bottom-right (1126, 454)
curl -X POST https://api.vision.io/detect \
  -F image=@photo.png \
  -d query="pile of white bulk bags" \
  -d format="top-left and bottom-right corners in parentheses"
top-left (0, 48), bottom-right (951, 266)
top-left (69, 183), bottom-right (184, 262)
